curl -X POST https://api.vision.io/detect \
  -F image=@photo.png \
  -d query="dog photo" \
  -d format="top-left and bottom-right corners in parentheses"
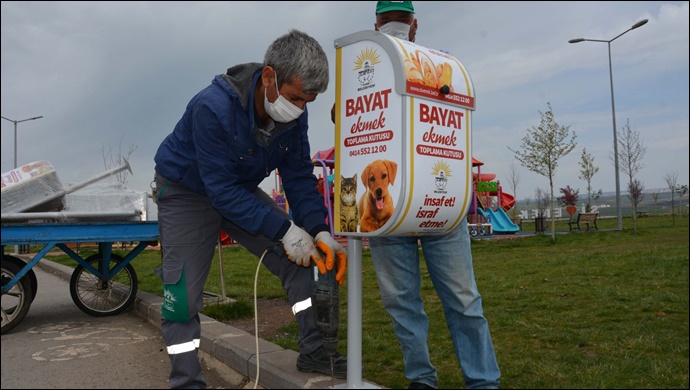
top-left (358, 159), bottom-right (398, 232)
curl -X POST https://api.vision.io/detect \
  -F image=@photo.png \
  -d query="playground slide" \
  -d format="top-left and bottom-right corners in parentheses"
top-left (500, 192), bottom-right (516, 211)
top-left (483, 207), bottom-right (520, 234)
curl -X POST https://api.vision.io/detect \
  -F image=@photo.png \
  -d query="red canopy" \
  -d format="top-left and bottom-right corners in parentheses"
top-left (312, 147), bottom-right (335, 168)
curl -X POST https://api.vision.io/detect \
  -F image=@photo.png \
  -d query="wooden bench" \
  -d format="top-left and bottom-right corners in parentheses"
top-left (636, 211), bottom-right (649, 218)
top-left (568, 212), bottom-right (599, 231)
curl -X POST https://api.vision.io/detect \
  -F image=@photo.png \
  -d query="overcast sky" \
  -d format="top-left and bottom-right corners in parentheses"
top-left (2, 1), bottom-right (688, 209)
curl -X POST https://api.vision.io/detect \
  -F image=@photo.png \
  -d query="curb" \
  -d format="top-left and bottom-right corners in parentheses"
top-left (35, 259), bottom-right (378, 389)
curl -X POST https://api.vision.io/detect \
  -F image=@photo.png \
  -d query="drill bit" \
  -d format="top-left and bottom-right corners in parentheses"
top-left (310, 248), bottom-right (340, 381)
top-left (330, 355), bottom-right (335, 383)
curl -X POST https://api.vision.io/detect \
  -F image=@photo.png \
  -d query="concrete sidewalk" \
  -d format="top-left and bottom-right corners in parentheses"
top-left (36, 258), bottom-right (380, 389)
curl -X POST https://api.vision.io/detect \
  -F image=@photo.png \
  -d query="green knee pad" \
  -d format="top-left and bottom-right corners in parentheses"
top-left (162, 270), bottom-right (190, 323)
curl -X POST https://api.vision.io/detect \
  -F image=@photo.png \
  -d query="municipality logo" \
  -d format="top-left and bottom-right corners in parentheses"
top-left (432, 161), bottom-right (451, 193)
top-left (354, 47), bottom-right (381, 91)
top-left (163, 288), bottom-right (177, 312)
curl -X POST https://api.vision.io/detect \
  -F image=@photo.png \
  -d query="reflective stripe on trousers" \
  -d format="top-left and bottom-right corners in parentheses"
top-left (167, 338), bottom-right (201, 355)
top-left (292, 297), bottom-right (312, 315)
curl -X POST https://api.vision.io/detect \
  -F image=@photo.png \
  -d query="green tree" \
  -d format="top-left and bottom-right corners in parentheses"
top-left (627, 179), bottom-right (645, 234)
top-left (616, 119), bottom-right (646, 233)
top-left (578, 147), bottom-right (601, 212)
top-left (508, 102), bottom-right (577, 241)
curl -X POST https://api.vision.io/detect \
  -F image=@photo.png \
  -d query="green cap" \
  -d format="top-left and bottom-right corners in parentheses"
top-left (376, 1), bottom-right (414, 14)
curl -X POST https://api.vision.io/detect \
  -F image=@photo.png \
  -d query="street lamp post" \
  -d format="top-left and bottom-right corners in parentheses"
top-left (569, 19), bottom-right (648, 231)
top-left (1, 115), bottom-right (44, 169)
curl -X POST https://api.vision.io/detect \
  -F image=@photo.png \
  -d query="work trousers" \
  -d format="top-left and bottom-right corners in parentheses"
top-left (155, 175), bottom-right (321, 389)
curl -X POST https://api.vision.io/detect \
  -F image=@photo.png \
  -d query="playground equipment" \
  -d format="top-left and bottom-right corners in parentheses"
top-left (468, 157), bottom-right (520, 236)
top-left (269, 146), bottom-right (336, 236)
top-left (311, 147), bottom-right (336, 236)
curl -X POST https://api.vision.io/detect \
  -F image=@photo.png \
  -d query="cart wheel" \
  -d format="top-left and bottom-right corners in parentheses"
top-left (470, 227), bottom-right (478, 237)
top-left (2, 259), bottom-right (34, 335)
top-left (480, 227), bottom-right (486, 236)
top-left (2, 255), bottom-right (38, 303)
top-left (69, 254), bottom-right (138, 317)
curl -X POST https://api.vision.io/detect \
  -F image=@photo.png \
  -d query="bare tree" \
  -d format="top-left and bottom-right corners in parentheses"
top-left (616, 118), bottom-right (646, 230)
top-left (578, 147), bottom-right (601, 212)
top-left (627, 179), bottom-right (645, 234)
top-left (534, 188), bottom-right (550, 217)
top-left (663, 172), bottom-right (678, 225)
top-left (102, 134), bottom-right (137, 186)
top-left (505, 162), bottom-right (520, 218)
top-left (533, 188), bottom-right (550, 233)
top-left (508, 102), bottom-right (577, 241)
top-left (523, 196), bottom-right (532, 217)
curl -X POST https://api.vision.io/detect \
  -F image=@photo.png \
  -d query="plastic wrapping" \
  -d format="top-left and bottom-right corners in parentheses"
top-left (62, 182), bottom-right (149, 221)
top-left (1, 161), bottom-right (65, 213)
top-left (2, 161), bottom-right (150, 222)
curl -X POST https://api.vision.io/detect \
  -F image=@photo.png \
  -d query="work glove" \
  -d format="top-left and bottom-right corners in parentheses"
top-left (314, 231), bottom-right (348, 286)
top-left (281, 221), bottom-right (320, 267)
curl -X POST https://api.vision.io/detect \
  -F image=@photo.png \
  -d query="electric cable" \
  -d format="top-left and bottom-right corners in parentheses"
top-left (252, 248), bottom-right (270, 389)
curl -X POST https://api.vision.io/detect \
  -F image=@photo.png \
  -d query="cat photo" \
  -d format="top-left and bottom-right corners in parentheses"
top-left (339, 173), bottom-right (358, 232)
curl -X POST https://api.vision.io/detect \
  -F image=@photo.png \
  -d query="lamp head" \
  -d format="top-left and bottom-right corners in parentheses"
top-left (568, 38), bottom-right (585, 44)
top-left (632, 19), bottom-right (648, 29)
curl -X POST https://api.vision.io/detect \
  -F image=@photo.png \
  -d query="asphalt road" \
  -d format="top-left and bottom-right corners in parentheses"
top-left (1, 262), bottom-right (251, 389)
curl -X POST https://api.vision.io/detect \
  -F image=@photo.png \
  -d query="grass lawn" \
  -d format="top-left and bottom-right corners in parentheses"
top-left (40, 214), bottom-right (689, 389)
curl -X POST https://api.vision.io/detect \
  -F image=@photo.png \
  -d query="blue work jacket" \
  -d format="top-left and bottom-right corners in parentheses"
top-left (154, 63), bottom-right (328, 240)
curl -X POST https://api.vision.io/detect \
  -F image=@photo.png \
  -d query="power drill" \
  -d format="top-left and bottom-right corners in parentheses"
top-left (310, 252), bottom-right (340, 357)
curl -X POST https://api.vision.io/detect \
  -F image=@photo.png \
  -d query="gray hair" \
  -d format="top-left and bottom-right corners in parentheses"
top-left (263, 29), bottom-right (329, 94)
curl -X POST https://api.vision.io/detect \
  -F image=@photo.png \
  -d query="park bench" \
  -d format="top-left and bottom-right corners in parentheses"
top-left (568, 212), bottom-right (599, 231)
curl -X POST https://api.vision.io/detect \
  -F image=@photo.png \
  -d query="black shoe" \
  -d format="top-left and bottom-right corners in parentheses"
top-left (408, 382), bottom-right (435, 389)
top-left (296, 346), bottom-right (347, 379)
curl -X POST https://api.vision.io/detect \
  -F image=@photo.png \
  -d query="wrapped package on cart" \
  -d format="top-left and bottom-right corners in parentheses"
top-left (1, 160), bottom-right (65, 213)
top-left (2, 159), bottom-right (148, 222)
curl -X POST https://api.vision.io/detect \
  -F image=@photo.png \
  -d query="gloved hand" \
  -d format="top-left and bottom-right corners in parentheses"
top-left (314, 231), bottom-right (347, 286)
top-left (280, 221), bottom-right (320, 267)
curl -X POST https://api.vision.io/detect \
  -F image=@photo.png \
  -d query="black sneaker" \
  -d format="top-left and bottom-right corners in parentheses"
top-left (296, 346), bottom-right (347, 379)
top-left (408, 382), bottom-right (435, 389)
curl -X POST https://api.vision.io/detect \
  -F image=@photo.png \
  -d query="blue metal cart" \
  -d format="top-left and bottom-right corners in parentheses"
top-left (1, 221), bottom-right (159, 334)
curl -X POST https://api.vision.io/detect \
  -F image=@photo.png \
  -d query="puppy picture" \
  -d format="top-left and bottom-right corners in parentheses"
top-left (358, 159), bottom-right (398, 232)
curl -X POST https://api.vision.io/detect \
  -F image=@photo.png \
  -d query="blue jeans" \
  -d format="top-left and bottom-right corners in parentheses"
top-left (368, 218), bottom-right (500, 389)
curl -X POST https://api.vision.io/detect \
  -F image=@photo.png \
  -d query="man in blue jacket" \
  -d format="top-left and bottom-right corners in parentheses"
top-left (153, 29), bottom-right (347, 389)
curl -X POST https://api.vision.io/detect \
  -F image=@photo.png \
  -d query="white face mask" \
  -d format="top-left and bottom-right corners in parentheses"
top-left (264, 72), bottom-right (304, 123)
top-left (378, 21), bottom-right (412, 41)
